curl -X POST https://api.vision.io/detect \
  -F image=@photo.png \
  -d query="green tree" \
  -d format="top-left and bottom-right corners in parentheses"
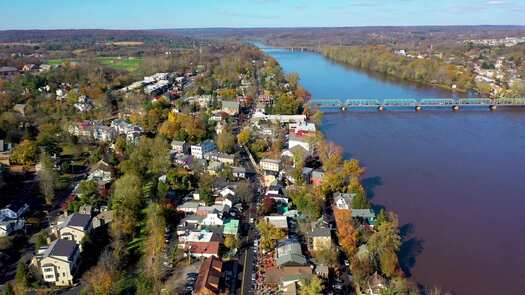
top-left (15, 262), bottom-right (29, 295)
top-left (236, 180), bottom-right (253, 204)
top-left (38, 152), bottom-right (57, 205)
top-left (198, 173), bottom-right (215, 205)
top-left (311, 109), bottom-right (324, 126)
top-left (2, 283), bottom-right (15, 295)
top-left (143, 203), bottom-right (166, 292)
top-left (111, 173), bottom-right (143, 238)
top-left (300, 276), bottom-right (324, 295)
top-left (77, 180), bottom-right (101, 207)
top-left (368, 214), bottom-right (402, 278)
top-left (10, 139), bottom-right (38, 165)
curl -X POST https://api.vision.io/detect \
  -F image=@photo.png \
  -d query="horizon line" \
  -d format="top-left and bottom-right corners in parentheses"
top-left (1, 24), bottom-right (525, 32)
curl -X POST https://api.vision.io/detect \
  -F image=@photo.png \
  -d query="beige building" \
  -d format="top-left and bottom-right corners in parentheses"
top-left (260, 158), bottom-right (281, 173)
top-left (36, 239), bottom-right (80, 286)
top-left (56, 213), bottom-right (92, 250)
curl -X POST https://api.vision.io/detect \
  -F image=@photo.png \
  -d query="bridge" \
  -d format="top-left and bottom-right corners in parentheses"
top-left (309, 98), bottom-right (525, 111)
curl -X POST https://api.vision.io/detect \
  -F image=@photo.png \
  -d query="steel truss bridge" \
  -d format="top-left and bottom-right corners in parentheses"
top-left (309, 98), bottom-right (525, 111)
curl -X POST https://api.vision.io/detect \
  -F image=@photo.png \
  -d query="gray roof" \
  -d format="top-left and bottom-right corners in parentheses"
top-left (351, 209), bottom-right (376, 219)
top-left (232, 166), bottom-right (246, 173)
top-left (65, 213), bottom-right (92, 229)
top-left (311, 170), bottom-right (324, 179)
top-left (222, 100), bottom-right (240, 108)
top-left (309, 227), bottom-right (331, 238)
top-left (47, 239), bottom-right (78, 259)
top-left (0, 66), bottom-right (17, 72)
top-left (171, 140), bottom-right (186, 146)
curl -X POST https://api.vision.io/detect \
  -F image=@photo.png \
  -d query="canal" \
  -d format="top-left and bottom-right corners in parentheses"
top-left (259, 44), bottom-right (525, 294)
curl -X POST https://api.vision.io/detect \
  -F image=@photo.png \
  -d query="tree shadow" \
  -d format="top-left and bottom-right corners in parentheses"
top-left (398, 223), bottom-right (425, 277)
top-left (361, 176), bottom-right (383, 200)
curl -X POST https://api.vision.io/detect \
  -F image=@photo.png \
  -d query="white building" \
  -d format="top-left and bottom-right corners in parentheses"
top-left (191, 139), bottom-right (216, 159)
top-left (35, 239), bottom-right (80, 286)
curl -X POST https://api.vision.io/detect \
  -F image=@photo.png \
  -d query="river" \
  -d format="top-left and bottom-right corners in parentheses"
top-left (258, 44), bottom-right (525, 294)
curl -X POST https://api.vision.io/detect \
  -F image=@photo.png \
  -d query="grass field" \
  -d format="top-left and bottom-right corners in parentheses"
top-left (46, 56), bottom-right (143, 72)
top-left (97, 56), bottom-right (143, 71)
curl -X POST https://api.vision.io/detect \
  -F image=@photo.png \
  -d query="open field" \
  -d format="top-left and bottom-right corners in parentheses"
top-left (45, 56), bottom-right (143, 71)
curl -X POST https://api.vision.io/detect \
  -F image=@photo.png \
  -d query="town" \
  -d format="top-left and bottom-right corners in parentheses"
top-left (0, 30), bottom-right (411, 295)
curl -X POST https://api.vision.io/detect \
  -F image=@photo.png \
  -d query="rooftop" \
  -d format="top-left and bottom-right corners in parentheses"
top-left (45, 239), bottom-right (78, 260)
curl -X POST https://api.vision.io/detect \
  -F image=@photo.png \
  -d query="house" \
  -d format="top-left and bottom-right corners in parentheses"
top-left (333, 192), bottom-right (353, 210)
top-left (180, 230), bottom-right (217, 244)
top-left (308, 227), bottom-right (332, 252)
top-left (367, 272), bottom-right (386, 295)
top-left (110, 119), bottom-right (143, 142)
top-left (232, 166), bottom-right (246, 179)
top-left (171, 140), bottom-right (188, 154)
top-left (311, 170), bottom-right (324, 186)
top-left (87, 160), bottom-right (113, 184)
top-left (0, 202), bottom-right (29, 220)
top-left (276, 239), bottom-right (307, 268)
top-left (202, 212), bottom-right (224, 226)
top-left (73, 95), bottom-right (93, 112)
top-left (0, 66), bottom-right (18, 78)
top-left (56, 213), bottom-right (92, 249)
top-left (177, 201), bottom-right (202, 214)
top-left (184, 241), bottom-right (220, 258)
top-left (92, 210), bottom-right (113, 229)
top-left (191, 139), bottom-right (216, 159)
top-left (68, 121), bottom-right (94, 137)
top-left (92, 125), bottom-right (115, 142)
top-left (1, 202), bottom-right (29, 235)
top-left (260, 158), bottom-right (281, 173)
top-left (207, 161), bottom-right (223, 175)
top-left (288, 134), bottom-right (312, 154)
top-left (214, 197), bottom-right (233, 209)
top-left (264, 216), bottom-right (288, 231)
top-left (0, 139), bottom-right (12, 153)
top-left (217, 153), bottom-right (235, 165)
top-left (194, 256), bottom-right (223, 295)
top-left (221, 100), bottom-right (240, 115)
top-left (177, 216), bottom-right (204, 236)
top-left (223, 219), bottom-right (239, 237)
top-left (352, 209), bottom-right (376, 225)
top-left (35, 239), bottom-right (80, 286)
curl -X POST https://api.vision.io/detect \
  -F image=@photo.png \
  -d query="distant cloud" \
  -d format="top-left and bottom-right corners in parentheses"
top-left (487, 0), bottom-right (506, 4)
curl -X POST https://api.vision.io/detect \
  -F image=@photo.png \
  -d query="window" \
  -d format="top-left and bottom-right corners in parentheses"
top-left (44, 267), bottom-right (54, 272)
top-left (45, 275), bottom-right (54, 279)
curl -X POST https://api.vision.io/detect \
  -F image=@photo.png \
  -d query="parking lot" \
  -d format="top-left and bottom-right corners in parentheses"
top-left (164, 259), bottom-right (202, 294)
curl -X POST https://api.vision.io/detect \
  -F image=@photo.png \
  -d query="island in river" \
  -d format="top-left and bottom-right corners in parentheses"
top-left (258, 43), bottom-right (525, 295)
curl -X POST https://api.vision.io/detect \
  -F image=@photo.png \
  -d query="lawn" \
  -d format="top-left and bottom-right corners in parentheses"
top-left (97, 56), bottom-right (143, 72)
top-left (45, 56), bottom-right (143, 72)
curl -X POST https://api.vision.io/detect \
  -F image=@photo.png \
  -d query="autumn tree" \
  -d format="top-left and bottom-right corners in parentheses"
top-left (300, 275), bottom-right (324, 295)
top-left (237, 126), bottom-right (251, 146)
top-left (236, 180), bottom-right (253, 204)
top-left (224, 235), bottom-right (239, 250)
top-left (10, 139), bottom-right (38, 165)
top-left (368, 213), bottom-right (402, 278)
top-left (38, 152), bottom-right (57, 205)
top-left (334, 209), bottom-right (358, 256)
top-left (143, 203), bottom-right (166, 291)
top-left (14, 262), bottom-right (29, 295)
top-left (216, 128), bottom-right (235, 153)
top-left (256, 220), bottom-right (286, 251)
top-left (82, 252), bottom-right (116, 295)
top-left (317, 141), bottom-right (342, 172)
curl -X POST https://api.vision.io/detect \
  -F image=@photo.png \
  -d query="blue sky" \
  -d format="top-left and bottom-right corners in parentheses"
top-left (1, 0), bottom-right (524, 30)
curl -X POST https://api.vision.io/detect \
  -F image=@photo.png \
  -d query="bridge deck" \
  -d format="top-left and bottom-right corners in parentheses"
top-left (309, 98), bottom-right (525, 109)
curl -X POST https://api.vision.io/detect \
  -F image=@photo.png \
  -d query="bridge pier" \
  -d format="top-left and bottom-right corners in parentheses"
top-left (378, 106), bottom-right (385, 111)
top-left (489, 105), bottom-right (497, 111)
top-left (415, 106), bottom-right (422, 112)
top-left (452, 105), bottom-right (460, 112)
top-left (341, 106), bottom-right (347, 112)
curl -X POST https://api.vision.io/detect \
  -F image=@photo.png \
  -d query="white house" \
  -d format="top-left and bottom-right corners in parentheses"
top-left (333, 192), bottom-right (354, 210)
top-left (191, 139), bottom-right (216, 159)
top-left (35, 239), bottom-right (80, 286)
top-left (288, 134), bottom-right (312, 154)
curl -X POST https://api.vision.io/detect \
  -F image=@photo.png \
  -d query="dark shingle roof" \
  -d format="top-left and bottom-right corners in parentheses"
top-left (49, 239), bottom-right (77, 259)
top-left (66, 213), bottom-right (91, 229)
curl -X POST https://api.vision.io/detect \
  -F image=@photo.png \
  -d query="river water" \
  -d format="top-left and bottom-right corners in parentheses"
top-left (259, 45), bottom-right (525, 294)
